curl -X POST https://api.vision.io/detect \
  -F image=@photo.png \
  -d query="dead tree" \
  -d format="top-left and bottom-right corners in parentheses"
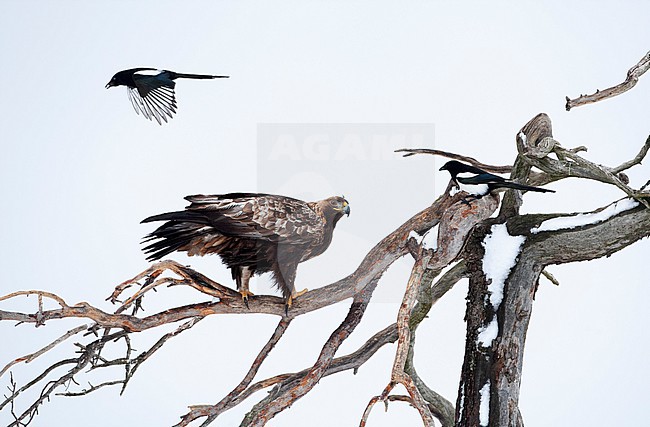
top-left (2, 68), bottom-right (649, 426)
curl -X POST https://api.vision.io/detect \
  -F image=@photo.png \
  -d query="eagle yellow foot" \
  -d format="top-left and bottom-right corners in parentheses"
top-left (240, 290), bottom-right (255, 308)
top-left (285, 288), bottom-right (308, 314)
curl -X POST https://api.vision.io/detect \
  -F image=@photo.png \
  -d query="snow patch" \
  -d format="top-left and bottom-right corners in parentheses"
top-left (408, 228), bottom-right (438, 250)
top-left (531, 198), bottom-right (639, 234)
top-left (482, 224), bottom-right (526, 309)
top-left (479, 381), bottom-right (491, 426)
top-left (449, 186), bottom-right (460, 196)
top-left (408, 230), bottom-right (422, 242)
top-left (477, 318), bottom-right (499, 347)
top-left (422, 228), bottom-right (438, 250)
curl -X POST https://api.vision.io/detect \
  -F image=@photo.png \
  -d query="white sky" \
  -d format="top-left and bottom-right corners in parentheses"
top-left (1, 1), bottom-right (649, 426)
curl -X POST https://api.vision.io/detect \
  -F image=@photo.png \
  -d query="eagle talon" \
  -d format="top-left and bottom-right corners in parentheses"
top-left (284, 289), bottom-right (308, 315)
top-left (240, 290), bottom-right (255, 308)
top-left (293, 288), bottom-right (308, 299)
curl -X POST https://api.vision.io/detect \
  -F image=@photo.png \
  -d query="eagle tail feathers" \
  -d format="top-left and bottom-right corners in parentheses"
top-left (141, 210), bottom-right (210, 224)
top-left (141, 212), bottom-right (212, 261)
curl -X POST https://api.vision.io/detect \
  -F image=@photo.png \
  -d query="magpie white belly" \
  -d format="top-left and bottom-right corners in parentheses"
top-left (457, 182), bottom-right (489, 196)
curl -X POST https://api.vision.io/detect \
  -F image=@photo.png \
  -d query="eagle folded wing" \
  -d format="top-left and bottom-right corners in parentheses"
top-left (183, 193), bottom-right (325, 245)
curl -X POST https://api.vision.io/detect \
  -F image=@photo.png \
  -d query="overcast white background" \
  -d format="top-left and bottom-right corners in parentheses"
top-left (1, 1), bottom-right (649, 426)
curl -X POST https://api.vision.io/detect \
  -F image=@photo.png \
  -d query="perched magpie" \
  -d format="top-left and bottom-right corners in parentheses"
top-left (439, 160), bottom-right (555, 196)
top-left (105, 68), bottom-right (229, 124)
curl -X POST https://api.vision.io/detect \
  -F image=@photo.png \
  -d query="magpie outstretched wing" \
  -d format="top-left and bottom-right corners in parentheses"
top-left (106, 68), bottom-right (228, 124)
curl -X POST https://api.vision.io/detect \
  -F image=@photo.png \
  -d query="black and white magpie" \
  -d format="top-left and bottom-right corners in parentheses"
top-left (439, 160), bottom-right (555, 196)
top-left (105, 68), bottom-right (229, 124)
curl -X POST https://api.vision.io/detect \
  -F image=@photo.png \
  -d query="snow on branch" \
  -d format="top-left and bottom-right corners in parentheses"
top-left (531, 198), bottom-right (639, 234)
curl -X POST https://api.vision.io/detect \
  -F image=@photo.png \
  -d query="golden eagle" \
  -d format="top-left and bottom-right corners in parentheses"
top-left (141, 193), bottom-right (350, 308)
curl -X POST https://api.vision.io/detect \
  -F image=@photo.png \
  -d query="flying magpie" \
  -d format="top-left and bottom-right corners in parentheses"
top-left (439, 160), bottom-right (555, 196)
top-left (105, 68), bottom-right (229, 124)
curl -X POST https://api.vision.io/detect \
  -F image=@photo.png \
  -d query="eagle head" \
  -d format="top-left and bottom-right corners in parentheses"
top-left (315, 196), bottom-right (350, 226)
top-left (330, 196), bottom-right (350, 217)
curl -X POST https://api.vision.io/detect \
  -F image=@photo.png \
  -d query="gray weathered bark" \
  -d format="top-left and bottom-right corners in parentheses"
top-left (455, 113), bottom-right (650, 427)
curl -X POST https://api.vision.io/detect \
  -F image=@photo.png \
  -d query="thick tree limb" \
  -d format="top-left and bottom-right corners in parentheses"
top-left (566, 50), bottom-right (650, 110)
top-left (365, 194), bottom-right (499, 426)
top-left (456, 115), bottom-right (650, 427)
top-left (481, 199), bottom-right (649, 426)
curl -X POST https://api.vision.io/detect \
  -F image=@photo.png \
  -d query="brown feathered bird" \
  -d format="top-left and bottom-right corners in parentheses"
top-left (141, 193), bottom-right (350, 309)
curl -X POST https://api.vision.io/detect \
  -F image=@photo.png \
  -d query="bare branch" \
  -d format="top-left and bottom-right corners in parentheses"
top-left (391, 256), bottom-right (436, 425)
top-left (611, 135), bottom-right (650, 174)
top-left (109, 260), bottom-right (235, 312)
top-left (187, 322), bottom-right (398, 424)
top-left (429, 260), bottom-right (467, 302)
top-left (360, 383), bottom-right (396, 427)
top-left (57, 380), bottom-right (124, 397)
top-left (121, 317), bottom-right (202, 394)
top-left (0, 290), bottom-right (69, 309)
top-left (540, 269), bottom-right (560, 287)
top-left (514, 115), bottom-right (650, 208)
top-left (566, 50), bottom-right (650, 110)
top-left (395, 148), bottom-right (513, 173)
top-left (176, 318), bottom-right (291, 426)
top-left (1, 330), bottom-right (128, 426)
top-left (0, 325), bottom-right (88, 378)
top-left (241, 285), bottom-right (378, 426)
top-left (408, 366), bottom-right (455, 427)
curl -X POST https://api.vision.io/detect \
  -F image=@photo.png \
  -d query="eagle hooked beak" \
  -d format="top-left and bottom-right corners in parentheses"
top-left (342, 201), bottom-right (350, 216)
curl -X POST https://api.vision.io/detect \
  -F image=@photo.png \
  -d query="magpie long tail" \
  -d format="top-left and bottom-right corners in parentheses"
top-left (174, 73), bottom-right (230, 80)
top-left (500, 181), bottom-right (555, 193)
